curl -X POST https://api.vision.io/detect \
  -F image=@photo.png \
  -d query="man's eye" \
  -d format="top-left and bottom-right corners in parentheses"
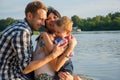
top-left (40, 18), bottom-right (45, 21)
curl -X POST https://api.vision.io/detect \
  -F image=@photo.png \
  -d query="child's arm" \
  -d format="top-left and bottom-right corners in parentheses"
top-left (50, 35), bottom-right (77, 71)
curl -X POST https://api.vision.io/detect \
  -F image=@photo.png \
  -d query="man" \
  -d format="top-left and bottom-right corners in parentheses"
top-left (0, 1), bottom-right (65, 80)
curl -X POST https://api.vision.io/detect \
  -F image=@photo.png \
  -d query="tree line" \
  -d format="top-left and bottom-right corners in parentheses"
top-left (71, 12), bottom-right (120, 31)
top-left (0, 12), bottom-right (120, 31)
top-left (0, 17), bottom-right (17, 31)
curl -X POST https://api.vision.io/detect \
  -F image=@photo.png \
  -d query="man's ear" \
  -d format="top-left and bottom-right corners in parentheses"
top-left (26, 12), bottom-right (32, 20)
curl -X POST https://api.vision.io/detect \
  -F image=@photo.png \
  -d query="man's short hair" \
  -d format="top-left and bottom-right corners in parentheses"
top-left (25, 1), bottom-right (47, 16)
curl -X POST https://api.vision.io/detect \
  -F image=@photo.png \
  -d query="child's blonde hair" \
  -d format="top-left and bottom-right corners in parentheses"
top-left (55, 16), bottom-right (73, 33)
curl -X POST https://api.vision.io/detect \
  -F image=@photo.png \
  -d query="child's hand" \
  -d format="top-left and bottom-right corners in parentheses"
top-left (58, 71), bottom-right (74, 80)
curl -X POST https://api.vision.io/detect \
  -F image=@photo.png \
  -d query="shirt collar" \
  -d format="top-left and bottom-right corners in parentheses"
top-left (24, 18), bottom-right (33, 35)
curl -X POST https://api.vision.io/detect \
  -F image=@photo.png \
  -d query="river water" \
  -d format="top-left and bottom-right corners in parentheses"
top-left (32, 31), bottom-right (120, 80)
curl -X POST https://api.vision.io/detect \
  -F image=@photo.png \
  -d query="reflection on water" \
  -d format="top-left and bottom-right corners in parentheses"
top-left (72, 31), bottom-right (120, 80)
top-left (32, 31), bottom-right (120, 80)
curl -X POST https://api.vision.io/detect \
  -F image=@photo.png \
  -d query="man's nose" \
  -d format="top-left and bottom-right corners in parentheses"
top-left (41, 20), bottom-right (45, 26)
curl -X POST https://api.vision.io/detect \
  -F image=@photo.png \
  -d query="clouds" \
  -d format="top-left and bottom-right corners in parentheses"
top-left (57, 0), bottom-right (120, 18)
top-left (0, 0), bottom-right (120, 19)
top-left (0, 0), bottom-right (31, 19)
top-left (78, 0), bottom-right (120, 17)
top-left (41, 0), bottom-right (120, 18)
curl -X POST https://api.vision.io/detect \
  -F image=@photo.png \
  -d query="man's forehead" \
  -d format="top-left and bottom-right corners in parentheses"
top-left (37, 9), bottom-right (47, 18)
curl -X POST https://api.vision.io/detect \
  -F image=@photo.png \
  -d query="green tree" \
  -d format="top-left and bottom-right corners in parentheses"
top-left (112, 17), bottom-right (120, 30)
top-left (0, 17), bottom-right (17, 31)
top-left (71, 15), bottom-right (80, 27)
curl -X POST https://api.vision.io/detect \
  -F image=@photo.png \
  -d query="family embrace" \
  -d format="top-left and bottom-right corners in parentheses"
top-left (0, 1), bottom-right (80, 80)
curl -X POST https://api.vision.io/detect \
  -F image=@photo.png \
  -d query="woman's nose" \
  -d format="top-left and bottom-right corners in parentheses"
top-left (51, 17), bottom-right (56, 21)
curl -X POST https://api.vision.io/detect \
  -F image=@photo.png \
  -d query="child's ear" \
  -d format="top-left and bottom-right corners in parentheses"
top-left (66, 31), bottom-right (70, 35)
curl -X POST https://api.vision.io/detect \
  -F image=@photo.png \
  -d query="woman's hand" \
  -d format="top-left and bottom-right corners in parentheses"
top-left (68, 35), bottom-right (77, 50)
top-left (51, 42), bottom-right (68, 58)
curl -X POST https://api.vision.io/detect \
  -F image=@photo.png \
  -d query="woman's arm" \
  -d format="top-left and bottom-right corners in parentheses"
top-left (50, 35), bottom-right (77, 71)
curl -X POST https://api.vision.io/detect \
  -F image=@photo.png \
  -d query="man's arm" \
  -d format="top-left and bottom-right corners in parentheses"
top-left (12, 30), bottom-right (32, 70)
top-left (23, 43), bottom-right (67, 74)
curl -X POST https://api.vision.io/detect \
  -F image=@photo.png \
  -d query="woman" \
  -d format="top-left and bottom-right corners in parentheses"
top-left (41, 7), bottom-right (78, 80)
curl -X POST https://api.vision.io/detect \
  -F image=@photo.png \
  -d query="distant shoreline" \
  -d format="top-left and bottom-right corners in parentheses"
top-left (1, 30), bottom-right (120, 35)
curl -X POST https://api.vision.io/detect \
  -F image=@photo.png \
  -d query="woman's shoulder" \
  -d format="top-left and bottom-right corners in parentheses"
top-left (35, 32), bottom-right (46, 41)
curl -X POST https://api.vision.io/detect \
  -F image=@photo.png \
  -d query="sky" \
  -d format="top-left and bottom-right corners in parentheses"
top-left (0, 0), bottom-right (120, 19)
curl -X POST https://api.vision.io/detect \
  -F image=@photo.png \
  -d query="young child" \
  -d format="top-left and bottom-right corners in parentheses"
top-left (23, 16), bottom-right (78, 80)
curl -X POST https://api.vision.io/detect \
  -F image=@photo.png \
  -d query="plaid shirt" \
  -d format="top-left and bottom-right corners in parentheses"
top-left (0, 19), bottom-right (33, 80)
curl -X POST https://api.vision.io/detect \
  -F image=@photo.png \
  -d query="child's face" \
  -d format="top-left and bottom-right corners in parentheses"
top-left (54, 24), bottom-right (68, 38)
